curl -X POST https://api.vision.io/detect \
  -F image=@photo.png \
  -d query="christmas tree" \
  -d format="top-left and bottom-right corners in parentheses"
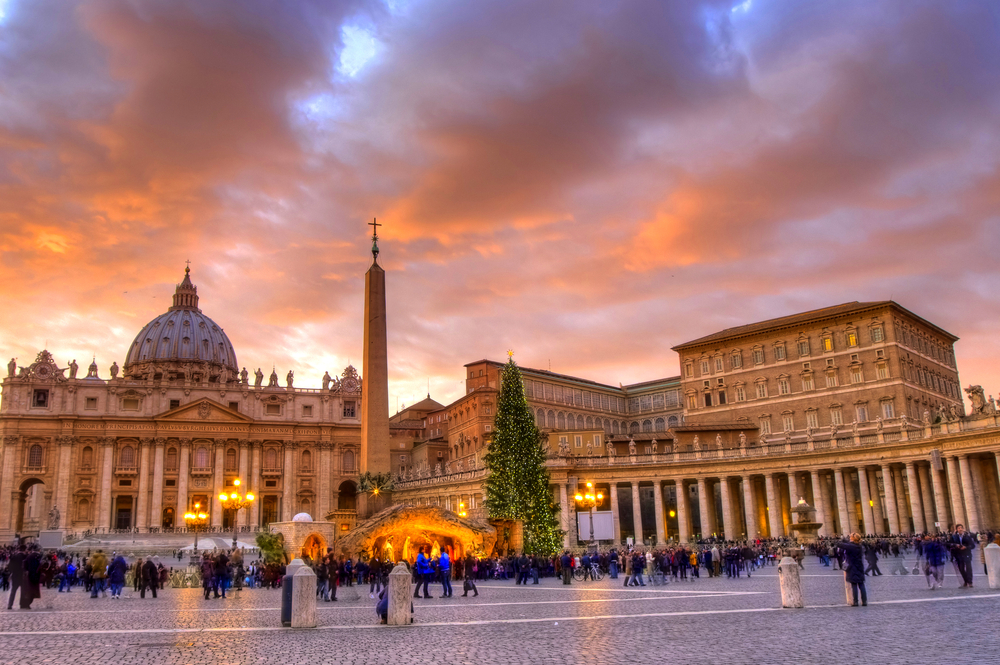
top-left (484, 355), bottom-right (563, 554)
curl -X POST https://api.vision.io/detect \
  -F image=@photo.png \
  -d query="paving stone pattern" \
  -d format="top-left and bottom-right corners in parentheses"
top-left (2, 557), bottom-right (998, 664)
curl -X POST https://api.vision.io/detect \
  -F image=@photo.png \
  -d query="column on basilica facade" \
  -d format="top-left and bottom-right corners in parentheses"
top-left (892, 466), bottom-right (910, 533)
top-left (282, 442), bottom-right (295, 521)
top-left (787, 471), bottom-right (799, 522)
top-left (652, 480), bottom-right (666, 546)
top-left (946, 456), bottom-right (967, 528)
top-left (237, 440), bottom-right (250, 527)
top-left (609, 482), bottom-right (621, 545)
top-left (630, 481), bottom-right (643, 545)
top-left (54, 437), bottom-right (74, 529)
top-left (249, 442), bottom-right (261, 526)
top-left (741, 475), bottom-right (757, 539)
top-left (136, 438), bottom-right (152, 529)
top-left (833, 468), bottom-right (849, 537)
top-left (150, 438), bottom-right (165, 531)
top-left (844, 470), bottom-right (859, 534)
top-left (880, 465), bottom-right (901, 534)
top-left (928, 461), bottom-right (950, 530)
top-left (809, 470), bottom-right (828, 537)
top-left (177, 440), bottom-right (191, 514)
top-left (958, 455), bottom-right (980, 532)
top-left (316, 442), bottom-right (330, 521)
top-left (675, 479), bottom-right (690, 544)
top-left (0, 436), bottom-right (21, 531)
top-left (719, 477), bottom-right (736, 541)
top-left (559, 483), bottom-right (571, 549)
top-left (697, 477), bottom-right (712, 538)
top-left (765, 473), bottom-right (782, 538)
top-left (867, 468), bottom-right (885, 534)
top-left (904, 462), bottom-right (926, 533)
top-left (916, 465), bottom-right (935, 531)
top-left (857, 465), bottom-right (875, 535)
top-left (98, 438), bottom-right (114, 530)
top-left (212, 440), bottom-right (225, 528)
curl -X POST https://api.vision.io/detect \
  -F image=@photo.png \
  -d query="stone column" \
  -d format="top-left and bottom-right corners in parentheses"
top-left (881, 465), bottom-right (901, 534)
top-left (928, 462), bottom-right (949, 531)
top-left (833, 468), bottom-right (849, 537)
top-left (177, 439), bottom-right (191, 514)
top-left (697, 477), bottom-right (712, 539)
top-left (916, 464), bottom-right (935, 531)
top-left (282, 442), bottom-right (296, 521)
top-left (958, 455), bottom-right (981, 532)
top-left (212, 440), bottom-right (225, 528)
top-left (237, 439), bottom-right (250, 527)
top-left (249, 441), bottom-right (261, 526)
top-left (675, 479), bottom-right (690, 544)
top-left (904, 462), bottom-right (926, 533)
top-left (135, 438), bottom-right (152, 529)
top-left (810, 470), bottom-right (828, 537)
top-left (892, 466), bottom-right (909, 533)
top-left (819, 472), bottom-right (836, 537)
top-left (765, 474), bottom-right (782, 538)
top-left (317, 442), bottom-right (331, 522)
top-left (742, 475), bottom-right (758, 539)
top-left (946, 456), bottom-right (967, 529)
top-left (149, 438), bottom-right (165, 530)
top-left (652, 480), bottom-right (666, 546)
top-left (868, 468), bottom-right (885, 534)
top-left (559, 482), bottom-right (571, 549)
top-left (720, 477), bottom-right (736, 541)
top-left (0, 436), bottom-right (21, 532)
top-left (857, 466), bottom-right (875, 535)
top-left (630, 481), bottom-right (643, 545)
top-left (53, 436), bottom-right (74, 530)
top-left (98, 438), bottom-right (115, 530)
top-left (609, 482), bottom-right (621, 544)
top-left (787, 472), bottom-right (800, 517)
top-left (844, 470), bottom-right (858, 534)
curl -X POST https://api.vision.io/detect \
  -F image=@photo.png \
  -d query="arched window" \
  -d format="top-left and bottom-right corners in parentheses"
top-left (547, 411), bottom-right (555, 429)
top-left (655, 418), bottom-right (665, 432)
top-left (166, 447), bottom-right (178, 470)
top-left (629, 422), bottom-right (639, 435)
top-left (557, 412), bottom-right (566, 429)
top-left (667, 415), bottom-right (679, 428)
top-left (225, 448), bottom-right (237, 471)
top-left (613, 421), bottom-right (620, 435)
top-left (300, 498), bottom-right (312, 515)
top-left (195, 446), bottom-right (209, 468)
top-left (642, 419), bottom-right (653, 433)
top-left (81, 446), bottom-right (93, 468)
top-left (586, 416), bottom-right (594, 429)
top-left (27, 444), bottom-right (43, 467)
top-left (77, 498), bottom-right (91, 521)
top-left (119, 445), bottom-right (135, 467)
top-left (301, 449), bottom-right (312, 471)
top-left (342, 450), bottom-right (355, 472)
top-left (264, 448), bottom-right (278, 469)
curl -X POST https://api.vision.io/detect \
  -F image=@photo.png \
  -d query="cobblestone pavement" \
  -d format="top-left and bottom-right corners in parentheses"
top-left (2, 557), bottom-right (998, 664)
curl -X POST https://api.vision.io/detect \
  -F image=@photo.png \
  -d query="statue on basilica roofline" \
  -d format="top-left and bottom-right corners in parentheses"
top-left (68, 359), bottom-right (78, 379)
top-left (219, 366), bottom-right (229, 385)
top-left (322, 371), bottom-right (332, 390)
top-left (240, 367), bottom-right (249, 386)
top-left (268, 368), bottom-right (278, 388)
top-left (286, 370), bottom-right (294, 389)
top-left (254, 368), bottom-right (264, 388)
top-left (7, 358), bottom-right (16, 378)
top-left (109, 362), bottom-right (119, 379)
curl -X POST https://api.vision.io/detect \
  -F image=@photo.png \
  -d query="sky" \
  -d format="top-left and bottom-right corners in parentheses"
top-left (1, 0), bottom-right (998, 412)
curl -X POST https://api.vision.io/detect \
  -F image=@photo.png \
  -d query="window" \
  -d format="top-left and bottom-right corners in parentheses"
top-left (798, 340), bottom-right (810, 356)
top-left (485, 425), bottom-right (491, 432)
top-left (594, 434), bottom-right (601, 447)
top-left (342, 450), bottom-right (355, 471)
top-left (703, 380), bottom-right (711, 389)
top-left (119, 446), bottom-right (135, 467)
top-left (704, 393), bottom-right (713, 407)
top-left (755, 382), bottom-right (768, 399)
top-left (825, 372), bottom-right (838, 388)
top-left (685, 364), bottom-right (693, 378)
top-left (700, 360), bottom-right (710, 375)
top-left (876, 349), bottom-right (884, 359)
top-left (574, 435), bottom-right (583, 448)
top-left (752, 348), bottom-right (764, 365)
top-left (778, 379), bottom-right (790, 395)
top-left (400, 455), bottom-right (407, 464)
top-left (718, 391), bottom-right (727, 405)
top-left (32, 389), bottom-right (49, 408)
top-left (846, 331), bottom-right (859, 347)
top-left (877, 363), bottom-right (888, 380)
top-left (301, 449), bottom-right (312, 471)
top-left (735, 386), bottom-right (746, 402)
top-left (81, 446), bottom-right (93, 468)
top-left (302, 405), bottom-right (313, 417)
top-left (195, 446), bottom-right (209, 468)
top-left (343, 401), bottom-right (356, 418)
top-left (228, 401), bottom-right (240, 412)
top-left (822, 337), bottom-right (833, 352)
top-left (265, 403), bottom-right (281, 415)
top-left (264, 448), bottom-right (278, 469)
top-left (119, 479), bottom-right (132, 487)
top-left (714, 357), bottom-right (724, 372)
top-left (165, 479), bottom-right (176, 487)
top-left (806, 410), bottom-right (819, 429)
top-left (826, 358), bottom-right (835, 367)
top-left (122, 398), bottom-right (139, 411)
top-left (166, 448), bottom-right (177, 470)
top-left (731, 352), bottom-right (743, 369)
top-left (850, 354), bottom-right (859, 362)
top-left (830, 408), bottom-right (843, 426)
top-left (225, 448), bottom-right (237, 471)
top-left (802, 362), bottom-right (811, 370)
top-left (856, 405), bottom-right (868, 422)
top-left (881, 402), bottom-right (895, 419)
top-left (85, 397), bottom-right (98, 410)
top-left (759, 418), bottom-right (771, 435)
top-left (871, 327), bottom-right (884, 343)
top-left (686, 394), bottom-right (697, 409)
top-left (782, 415), bottom-right (794, 432)
top-left (169, 399), bottom-right (181, 410)
top-left (851, 367), bottom-right (864, 384)
top-left (774, 345), bottom-right (786, 361)
top-left (28, 444), bottom-right (43, 467)
top-left (801, 375), bottom-right (814, 391)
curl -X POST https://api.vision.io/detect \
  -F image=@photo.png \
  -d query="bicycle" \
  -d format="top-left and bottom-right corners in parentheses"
top-left (572, 564), bottom-right (604, 581)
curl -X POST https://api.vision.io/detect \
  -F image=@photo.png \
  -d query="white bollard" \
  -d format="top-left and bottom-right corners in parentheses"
top-left (388, 562), bottom-right (413, 626)
top-left (985, 543), bottom-right (1000, 590)
top-left (778, 556), bottom-right (803, 608)
top-left (844, 572), bottom-right (854, 605)
top-left (291, 566), bottom-right (317, 628)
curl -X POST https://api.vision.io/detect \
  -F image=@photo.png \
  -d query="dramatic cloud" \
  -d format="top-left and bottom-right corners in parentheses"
top-left (1, 0), bottom-right (998, 409)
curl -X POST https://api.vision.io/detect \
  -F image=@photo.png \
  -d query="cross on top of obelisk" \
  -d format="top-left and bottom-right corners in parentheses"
top-left (369, 218), bottom-right (381, 262)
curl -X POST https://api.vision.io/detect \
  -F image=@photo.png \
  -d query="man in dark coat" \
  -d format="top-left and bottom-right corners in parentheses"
top-left (950, 524), bottom-right (976, 588)
top-left (841, 533), bottom-right (867, 606)
top-left (6, 545), bottom-right (25, 610)
top-left (140, 557), bottom-right (158, 599)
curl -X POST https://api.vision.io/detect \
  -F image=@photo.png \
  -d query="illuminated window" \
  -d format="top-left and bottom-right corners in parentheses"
top-left (847, 332), bottom-right (858, 347)
top-left (822, 337), bottom-right (833, 352)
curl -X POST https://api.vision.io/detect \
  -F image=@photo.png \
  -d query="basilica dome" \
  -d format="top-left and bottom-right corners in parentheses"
top-left (122, 268), bottom-right (238, 382)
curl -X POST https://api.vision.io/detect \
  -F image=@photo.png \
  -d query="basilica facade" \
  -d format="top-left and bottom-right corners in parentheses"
top-left (0, 269), bottom-right (366, 539)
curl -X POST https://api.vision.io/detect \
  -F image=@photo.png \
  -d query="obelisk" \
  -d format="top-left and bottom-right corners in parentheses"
top-left (360, 219), bottom-right (391, 477)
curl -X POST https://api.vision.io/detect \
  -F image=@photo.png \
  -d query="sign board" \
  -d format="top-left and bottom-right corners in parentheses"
top-left (577, 511), bottom-right (614, 541)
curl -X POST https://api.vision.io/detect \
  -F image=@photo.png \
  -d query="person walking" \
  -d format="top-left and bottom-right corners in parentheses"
top-left (560, 551), bottom-right (573, 585)
top-left (438, 550), bottom-right (452, 598)
top-left (90, 550), bottom-right (108, 598)
top-left (950, 524), bottom-right (976, 588)
top-left (140, 557), bottom-right (158, 599)
top-left (863, 542), bottom-right (882, 576)
top-left (841, 533), bottom-right (868, 607)
top-left (108, 553), bottom-right (127, 599)
top-left (462, 555), bottom-right (479, 597)
top-left (413, 546), bottom-right (432, 599)
top-left (923, 536), bottom-right (947, 590)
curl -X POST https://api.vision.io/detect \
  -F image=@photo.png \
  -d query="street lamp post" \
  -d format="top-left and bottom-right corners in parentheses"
top-left (219, 478), bottom-right (255, 551)
top-left (574, 481), bottom-right (604, 552)
top-left (183, 502), bottom-right (208, 554)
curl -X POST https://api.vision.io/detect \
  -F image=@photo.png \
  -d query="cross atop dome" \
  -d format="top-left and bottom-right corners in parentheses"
top-left (171, 265), bottom-right (200, 311)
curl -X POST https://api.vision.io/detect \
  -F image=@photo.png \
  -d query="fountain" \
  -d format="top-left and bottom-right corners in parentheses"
top-left (788, 497), bottom-right (823, 544)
